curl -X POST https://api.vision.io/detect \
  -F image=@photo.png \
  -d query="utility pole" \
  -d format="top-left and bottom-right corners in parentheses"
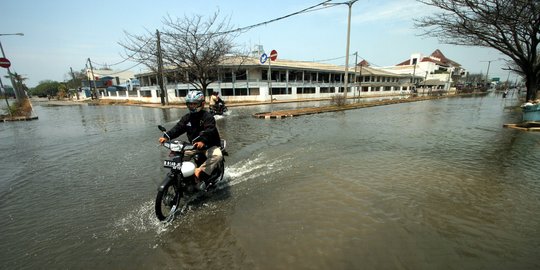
top-left (268, 56), bottom-right (273, 105)
top-left (423, 71), bottom-right (428, 91)
top-left (411, 61), bottom-right (417, 93)
top-left (353, 52), bottom-right (358, 98)
top-left (0, 76), bottom-right (12, 116)
top-left (87, 58), bottom-right (98, 99)
top-left (156, 30), bottom-right (166, 106)
top-left (480, 60), bottom-right (496, 88)
top-left (70, 67), bottom-right (80, 100)
top-left (358, 63), bottom-right (363, 98)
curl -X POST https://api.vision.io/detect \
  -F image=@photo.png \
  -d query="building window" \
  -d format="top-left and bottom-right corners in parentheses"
top-left (297, 87), bottom-right (315, 94)
top-left (222, 88), bottom-right (233, 96)
top-left (140, 90), bottom-right (152, 97)
top-left (271, 87), bottom-right (290, 95)
top-left (236, 70), bottom-right (247, 81)
top-left (289, 71), bottom-right (301, 82)
top-left (249, 88), bottom-right (260, 95)
top-left (223, 70), bottom-right (233, 82)
top-left (221, 88), bottom-right (257, 96)
top-left (175, 89), bottom-right (188, 97)
top-left (319, 73), bottom-right (329, 83)
top-left (236, 88), bottom-right (248, 96)
top-left (320, 87), bottom-right (333, 93)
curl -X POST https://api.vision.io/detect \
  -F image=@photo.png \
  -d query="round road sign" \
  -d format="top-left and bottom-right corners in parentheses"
top-left (270, 50), bottom-right (278, 61)
top-left (260, 53), bottom-right (268, 64)
top-left (0, 57), bottom-right (11, 68)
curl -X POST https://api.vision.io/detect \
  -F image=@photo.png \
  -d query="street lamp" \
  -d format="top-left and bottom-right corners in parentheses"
top-left (0, 33), bottom-right (25, 102)
top-left (324, 0), bottom-right (357, 100)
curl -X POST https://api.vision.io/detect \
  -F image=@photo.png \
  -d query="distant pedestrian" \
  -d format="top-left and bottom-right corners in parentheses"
top-left (502, 89), bottom-right (508, 98)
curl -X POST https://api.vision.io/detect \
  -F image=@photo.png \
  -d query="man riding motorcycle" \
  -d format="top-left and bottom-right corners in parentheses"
top-left (158, 90), bottom-right (223, 190)
top-left (209, 91), bottom-right (226, 115)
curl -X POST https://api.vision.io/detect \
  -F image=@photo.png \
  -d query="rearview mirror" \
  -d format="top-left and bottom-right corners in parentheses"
top-left (158, 125), bottom-right (166, 132)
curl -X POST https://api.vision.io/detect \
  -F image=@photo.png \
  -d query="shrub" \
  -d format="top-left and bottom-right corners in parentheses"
top-left (330, 94), bottom-right (346, 106)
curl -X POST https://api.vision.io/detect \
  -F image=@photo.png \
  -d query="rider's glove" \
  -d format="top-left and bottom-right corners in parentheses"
top-left (193, 141), bottom-right (205, 149)
top-left (158, 137), bottom-right (168, 144)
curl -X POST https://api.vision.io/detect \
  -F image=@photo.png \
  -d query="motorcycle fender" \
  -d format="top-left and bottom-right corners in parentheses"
top-left (157, 173), bottom-right (175, 192)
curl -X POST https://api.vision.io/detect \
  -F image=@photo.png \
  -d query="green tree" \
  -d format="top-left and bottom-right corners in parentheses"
top-left (30, 80), bottom-right (62, 97)
top-left (64, 69), bottom-right (86, 89)
top-left (416, 0), bottom-right (540, 101)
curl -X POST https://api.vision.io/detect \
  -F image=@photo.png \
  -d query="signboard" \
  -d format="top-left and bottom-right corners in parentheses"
top-left (270, 50), bottom-right (278, 61)
top-left (491, 77), bottom-right (500, 82)
top-left (0, 57), bottom-right (11, 68)
top-left (260, 53), bottom-right (268, 64)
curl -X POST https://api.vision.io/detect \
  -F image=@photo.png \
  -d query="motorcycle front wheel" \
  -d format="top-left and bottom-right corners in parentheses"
top-left (155, 181), bottom-right (181, 221)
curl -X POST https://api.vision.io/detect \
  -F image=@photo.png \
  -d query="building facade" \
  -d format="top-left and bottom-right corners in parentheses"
top-left (380, 49), bottom-right (467, 93)
top-left (89, 49), bottom-right (464, 103)
top-left (96, 56), bottom-right (425, 103)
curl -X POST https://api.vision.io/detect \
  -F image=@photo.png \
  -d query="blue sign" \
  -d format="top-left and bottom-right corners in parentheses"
top-left (260, 53), bottom-right (268, 64)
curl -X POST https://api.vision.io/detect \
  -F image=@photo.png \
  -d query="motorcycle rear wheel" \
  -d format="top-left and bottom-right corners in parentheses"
top-left (155, 181), bottom-right (181, 221)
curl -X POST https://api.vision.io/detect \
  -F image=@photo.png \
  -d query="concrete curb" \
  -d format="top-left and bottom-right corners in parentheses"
top-left (252, 95), bottom-right (449, 119)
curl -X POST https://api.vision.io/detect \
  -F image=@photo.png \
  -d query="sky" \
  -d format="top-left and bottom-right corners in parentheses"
top-left (2, 0), bottom-right (516, 88)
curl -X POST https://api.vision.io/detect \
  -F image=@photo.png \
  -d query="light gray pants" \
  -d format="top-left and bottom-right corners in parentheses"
top-left (186, 146), bottom-right (223, 176)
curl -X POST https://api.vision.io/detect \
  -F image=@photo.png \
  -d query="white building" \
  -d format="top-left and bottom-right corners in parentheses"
top-left (93, 48), bottom-right (464, 104)
top-left (98, 56), bottom-right (421, 104)
top-left (380, 49), bottom-right (467, 92)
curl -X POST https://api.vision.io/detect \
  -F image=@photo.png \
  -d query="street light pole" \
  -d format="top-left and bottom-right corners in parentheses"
top-left (324, 1), bottom-right (357, 100)
top-left (342, 0), bottom-right (357, 100)
top-left (0, 33), bottom-right (24, 103)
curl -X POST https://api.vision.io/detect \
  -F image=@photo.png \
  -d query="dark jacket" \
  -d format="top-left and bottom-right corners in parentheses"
top-left (165, 110), bottom-right (221, 148)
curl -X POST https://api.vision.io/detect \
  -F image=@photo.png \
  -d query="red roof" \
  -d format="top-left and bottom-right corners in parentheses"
top-left (357, 60), bottom-right (370, 67)
top-left (395, 49), bottom-right (461, 67)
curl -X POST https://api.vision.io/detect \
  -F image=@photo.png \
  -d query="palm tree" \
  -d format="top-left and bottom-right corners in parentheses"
top-left (4, 72), bottom-right (28, 101)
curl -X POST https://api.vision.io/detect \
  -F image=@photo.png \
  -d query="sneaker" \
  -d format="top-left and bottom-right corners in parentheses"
top-left (196, 181), bottom-right (206, 191)
top-left (195, 171), bottom-right (209, 191)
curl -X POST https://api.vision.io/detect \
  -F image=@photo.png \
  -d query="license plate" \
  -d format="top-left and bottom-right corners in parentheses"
top-left (163, 160), bottom-right (181, 169)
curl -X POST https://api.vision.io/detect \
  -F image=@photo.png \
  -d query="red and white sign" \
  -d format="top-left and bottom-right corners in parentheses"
top-left (0, 57), bottom-right (11, 68)
top-left (270, 50), bottom-right (278, 61)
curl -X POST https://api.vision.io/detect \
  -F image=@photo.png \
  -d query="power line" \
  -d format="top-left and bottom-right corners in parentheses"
top-left (217, 1), bottom-right (333, 35)
top-left (90, 36), bottom-right (154, 67)
top-left (89, 1), bottom-right (334, 71)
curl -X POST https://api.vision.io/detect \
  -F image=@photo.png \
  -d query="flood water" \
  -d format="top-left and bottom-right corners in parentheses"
top-left (1, 93), bottom-right (539, 269)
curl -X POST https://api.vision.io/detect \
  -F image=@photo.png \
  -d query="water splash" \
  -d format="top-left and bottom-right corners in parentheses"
top-left (225, 152), bottom-right (293, 186)
top-left (112, 200), bottom-right (175, 236)
top-left (111, 151), bottom-right (292, 238)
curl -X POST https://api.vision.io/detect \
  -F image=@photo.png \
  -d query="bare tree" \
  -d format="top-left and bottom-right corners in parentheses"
top-left (119, 10), bottom-right (245, 104)
top-left (415, 0), bottom-right (540, 101)
top-left (119, 29), bottom-right (164, 103)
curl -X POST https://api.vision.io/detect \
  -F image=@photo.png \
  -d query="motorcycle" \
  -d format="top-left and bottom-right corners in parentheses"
top-left (210, 101), bottom-right (228, 116)
top-left (155, 125), bottom-right (227, 222)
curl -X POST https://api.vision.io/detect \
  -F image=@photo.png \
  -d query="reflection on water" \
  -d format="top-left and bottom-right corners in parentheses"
top-left (1, 94), bottom-right (539, 269)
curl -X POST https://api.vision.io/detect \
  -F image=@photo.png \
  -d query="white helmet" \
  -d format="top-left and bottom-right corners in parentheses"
top-left (185, 90), bottom-right (205, 113)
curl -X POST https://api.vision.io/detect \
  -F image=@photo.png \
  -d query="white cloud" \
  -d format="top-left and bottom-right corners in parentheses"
top-left (352, 0), bottom-right (436, 24)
